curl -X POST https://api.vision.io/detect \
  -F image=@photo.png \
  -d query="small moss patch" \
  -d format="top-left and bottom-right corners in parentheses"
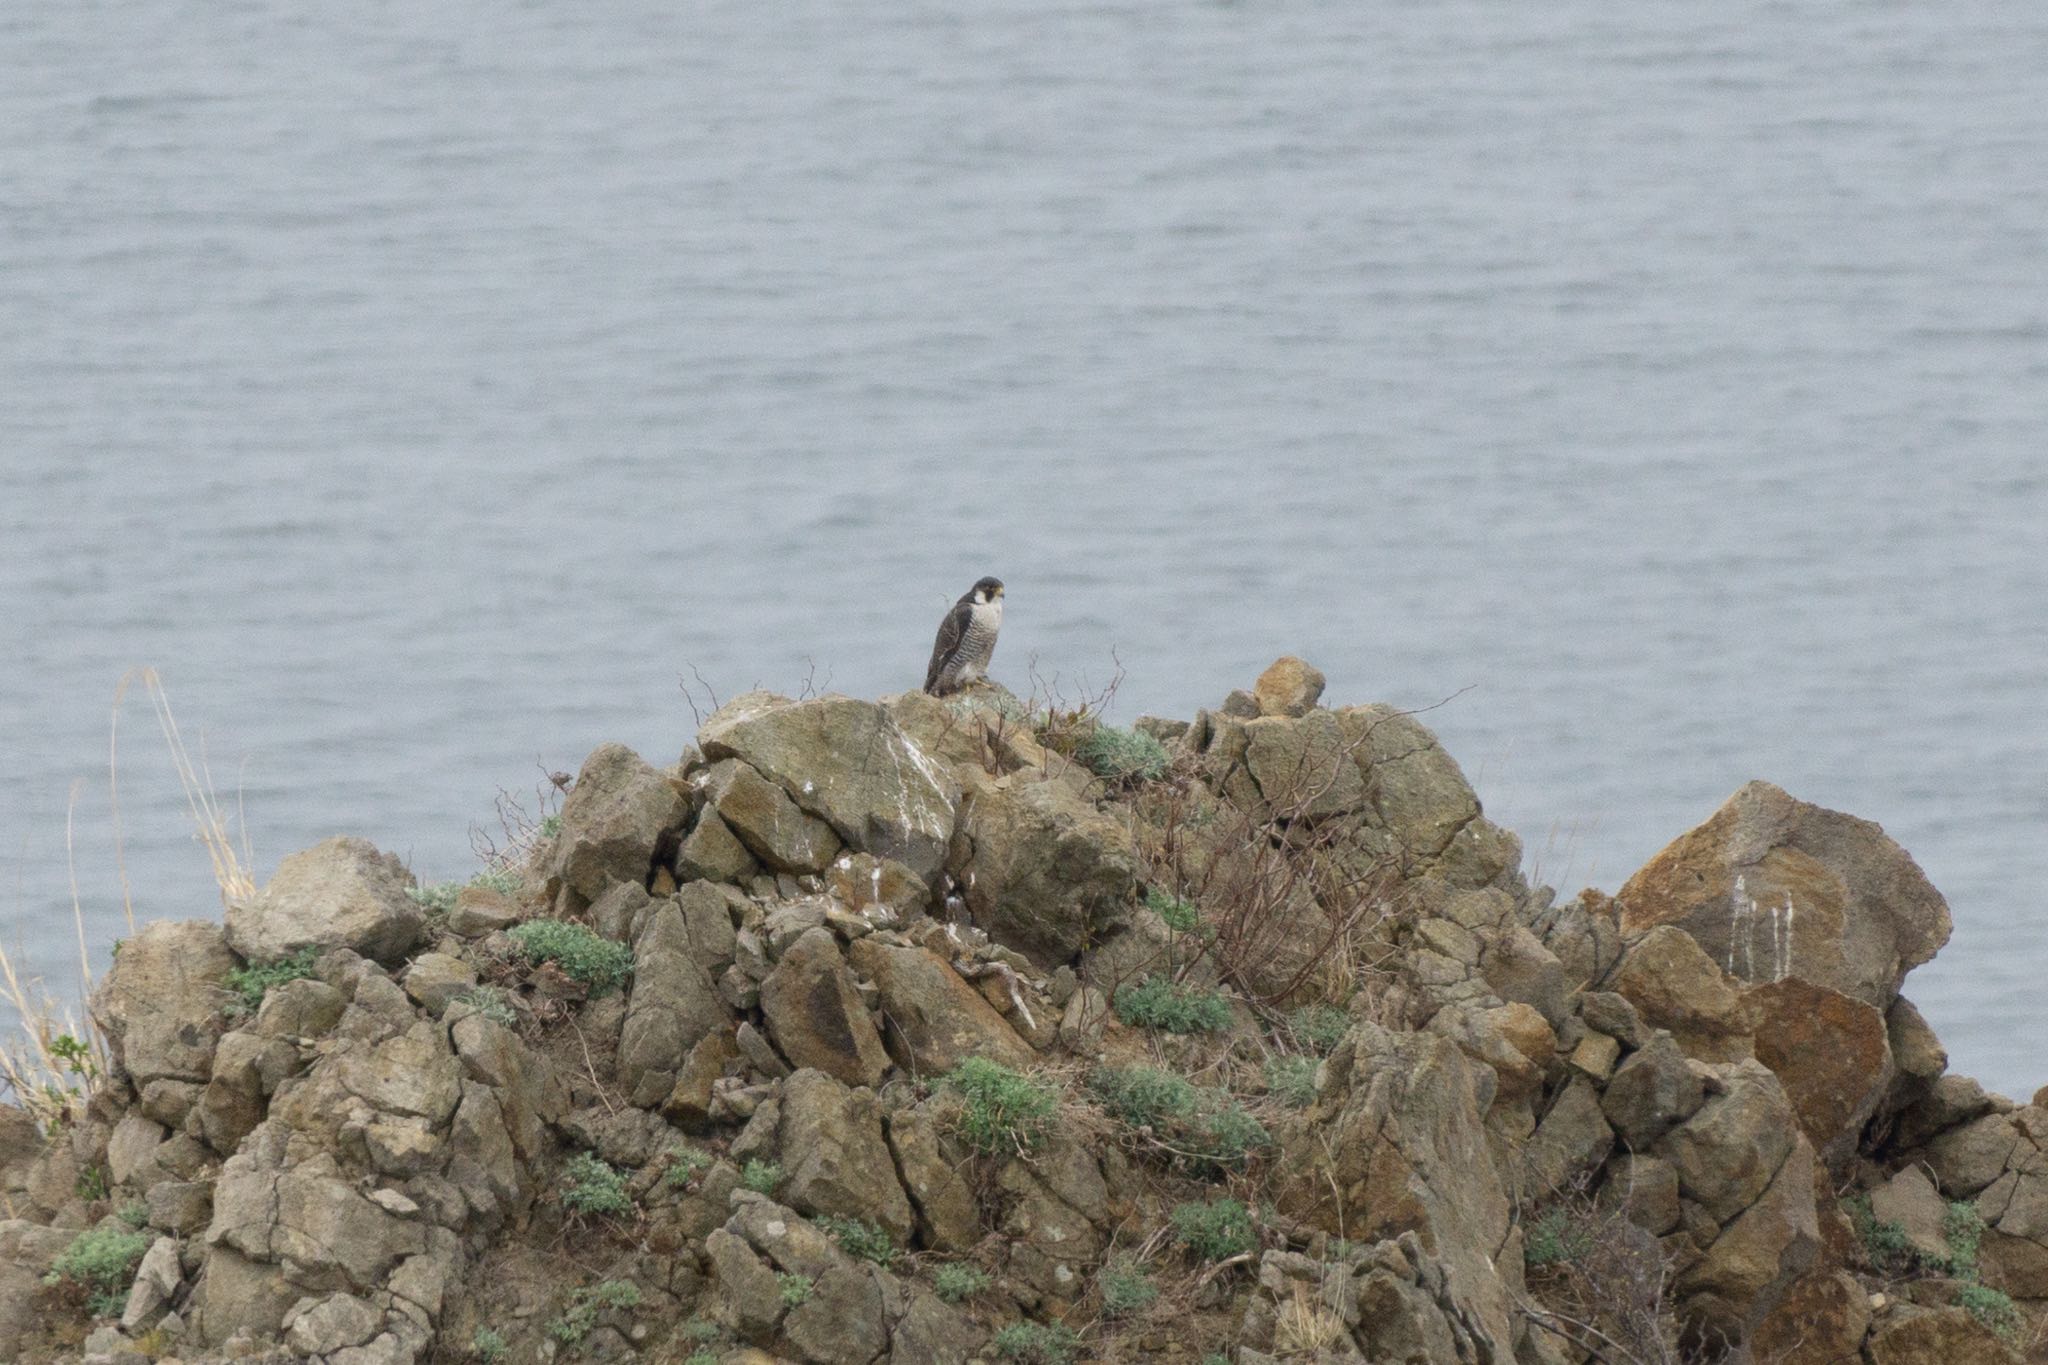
top-left (815, 1214), bottom-right (898, 1267)
top-left (222, 948), bottom-right (319, 1017)
top-left (560, 1152), bottom-right (632, 1216)
top-left (945, 1057), bottom-right (1059, 1154)
top-left (933, 1262), bottom-right (991, 1304)
top-left (1170, 1198), bottom-right (1255, 1261)
top-left (991, 1321), bottom-right (1081, 1364)
top-left (1073, 725), bottom-right (1171, 783)
top-left (507, 919), bottom-right (634, 996)
top-left (1112, 976), bottom-right (1232, 1033)
top-left (45, 1224), bottom-right (152, 1317)
top-left (1089, 1066), bottom-right (1270, 1167)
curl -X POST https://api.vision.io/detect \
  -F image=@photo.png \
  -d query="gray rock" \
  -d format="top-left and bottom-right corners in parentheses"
top-left (118, 1236), bottom-right (182, 1333)
top-left (955, 775), bottom-right (1138, 966)
top-left (1252, 656), bottom-right (1327, 718)
top-left (618, 900), bottom-right (731, 1107)
top-left (91, 920), bottom-right (238, 1086)
top-left (1655, 1059), bottom-right (1796, 1223)
top-left (778, 1069), bottom-right (914, 1244)
top-left (147, 1180), bottom-right (215, 1235)
top-left (226, 837), bottom-right (423, 965)
top-left (446, 886), bottom-right (520, 937)
top-left (546, 742), bottom-right (690, 904)
top-left (283, 1291), bottom-right (383, 1355)
top-left (1578, 991), bottom-right (1646, 1049)
top-left (886, 1104), bottom-right (980, 1252)
top-left (1523, 1076), bottom-right (1615, 1194)
top-left (704, 759), bottom-right (843, 875)
top-left (674, 807), bottom-right (760, 884)
top-left (252, 977), bottom-right (348, 1039)
top-left (335, 1021), bottom-right (462, 1126)
top-left (1602, 1031), bottom-right (1706, 1150)
top-left (700, 693), bottom-right (959, 883)
top-left (760, 928), bottom-right (890, 1089)
top-left (1870, 1164), bottom-right (1953, 1265)
top-left (846, 939), bottom-right (1035, 1075)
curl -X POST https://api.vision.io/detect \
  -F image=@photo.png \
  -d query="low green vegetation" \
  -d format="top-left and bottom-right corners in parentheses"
top-left (741, 1159), bottom-right (783, 1195)
top-left (945, 1057), bottom-right (1059, 1154)
top-left (1264, 1054), bottom-right (1319, 1108)
top-left (1112, 975), bottom-right (1232, 1033)
top-left (560, 1152), bottom-right (632, 1216)
top-left (1942, 1199), bottom-right (1985, 1276)
top-left (932, 1262), bottom-right (991, 1304)
top-left (470, 1327), bottom-right (508, 1362)
top-left (507, 919), bottom-right (634, 996)
top-left (454, 985), bottom-right (518, 1027)
top-left (1170, 1198), bottom-right (1255, 1261)
top-left (666, 1145), bottom-right (714, 1189)
top-left (1088, 1065), bottom-right (1270, 1167)
top-left (991, 1320), bottom-right (1081, 1364)
top-left (1956, 1283), bottom-right (2022, 1341)
top-left (816, 1214), bottom-right (898, 1267)
top-left (1146, 888), bottom-right (1203, 934)
top-left (75, 1164), bottom-right (110, 1203)
top-left (778, 1273), bottom-right (814, 1307)
top-left (44, 1224), bottom-right (151, 1317)
top-left (1289, 1003), bottom-right (1351, 1051)
top-left (470, 865), bottom-right (523, 895)
top-left (1844, 1195), bottom-right (1913, 1273)
top-left (222, 948), bottom-right (319, 1017)
top-left (1099, 1258), bottom-right (1158, 1317)
top-left (117, 1201), bottom-right (148, 1229)
top-left (410, 866), bottom-right (524, 917)
top-left (1523, 1206), bottom-right (1594, 1269)
top-left (1073, 724), bottom-right (1171, 783)
top-left (546, 1280), bottom-right (642, 1344)
top-left (539, 813), bottom-right (564, 839)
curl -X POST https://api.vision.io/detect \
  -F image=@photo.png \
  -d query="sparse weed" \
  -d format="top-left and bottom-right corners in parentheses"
top-left (1088, 1065), bottom-right (1270, 1168)
top-left (75, 1164), bottom-right (110, 1203)
top-left (454, 985), bottom-right (518, 1027)
top-left (547, 1280), bottom-right (642, 1344)
top-left (666, 1145), bottom-right (714, 1189)
top-left (816, 1214), bottom-right (898, 1266)
top-left (933, 1262), bottom-right (991, 1304)
top-left (470, 1327), bottom-right (508, 1362)
top-left (1956, 1283), bottom-right (2022, 1341)
top-left (222, 948), bottom-right (319, 1017)
top-left (1170, 1198), bottom-right (1255, 1261)
top-left (945, 1057), bottom-right (1058, 1154)
top-left (560, 1152), bottom-right (632, 1216)
top-left (1112, 975), bottom-right (1232, 1033)
top-left (1073, 725), bottom-right (1171, 784)
top-left (779, 1272), bottom-right (814, 1307)
top-left (44, 1224), bottom-right (151, 1317)
top-left (741, 1159), bottom-right (782, 1195)
top-left (1146, 888), bottom-right (1202, 934)
top-left (1289, 1003), bottom-right (1351, 1051)
top-left (1845, 1194), bottom-right (1914, 1273)
top-left (470, 865), bottom-right (523, 896)
top-left (991, 1321), bottom-right (1081, 1364)
top-left (117, 1201), bottom-right (148, 1229)
top-left (1943, 1200), bottom-right (1985, 1276)
top-left (1524, 1206), bottom-right (1593, 1269)
top-left (1264, 1054), bottom-right (1319, 1107)
top-left (507, 919), bottom-right (634, 996)
top-left (407, 882), bottom-right (461, 916)
top-left (1099, 1257), bottom-right (1158, 1317)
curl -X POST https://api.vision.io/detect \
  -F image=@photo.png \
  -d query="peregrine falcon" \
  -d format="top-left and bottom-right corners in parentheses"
top-left (924, 577), bottom-right (1005, 696)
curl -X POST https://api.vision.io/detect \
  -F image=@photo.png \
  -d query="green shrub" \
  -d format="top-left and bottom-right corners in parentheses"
top-left (1088, 1066), bottom-right (1270, 1167)
top-left (75, 1165), bottom-right (110, 1202)
top-left (548, 1280), bottom-right (642, 1344)
top-left (946, 1057), bottom-right (1059, 1154)
top-left (1956, 1283), bottom-right (2022, 1341)
top-left (1170, 1198), bottom-right (1254, 1261)
top-left (685, 1354), bottom-right (718, 1365)
top-left (507, 919), bottom-right (634, 996)
top-left (991, 1321), bottom-right (1081, 1364)
top-left (779, 1272), bottom-right (814, 1307)
top-left (816, 1214), bottom-right (898, 1267)
top-left (1845, 1195), bottom-right (1913, 1273)
top-left (740, 1158), bottom-right (782, 1194)
top-left (560, 1152), bottom-right (632, 1216)
top-left (117, 1201), bottom-right (148, 1229)
top-left (407, 882), bottom-right (461, 915)
top-left (1289, 1004), bottom-right (1351, 1051)
top-left (1146, 888), bottom-right (1203, 934)
top-left (1265, 1054), bottom-right (1319, 1108)
top-left (44, 1224), bottom-right (151, 1317)
top-left (681, 1319), bottom-right (721, 1343)
top-left (470, 865), bottom-right (523, 895)
top-left (1073, 725), bottom-right (1171, 783)
top-left (666, 1145), bottom-right (714, 1189)
top-left (1943, 1200), bottom-right (1985, 1276)
top-left (1523, 1207), bottom-right (1593, 1269)
top-left (1112, 976), bottom-right (1232, 1033)
top-left (540, 813), bottom-right (564, 839)
top-left (933, 1262), bottom-right (991, 1304)
top-left (223, 948), bottom-right (319, 1017)
top-left (454, 985), bottom-right (518, 1027)
top-left (1099, 1258), bottom-right (1158, 1317)
top-left (471, 1327), bottom-right (508, 1363)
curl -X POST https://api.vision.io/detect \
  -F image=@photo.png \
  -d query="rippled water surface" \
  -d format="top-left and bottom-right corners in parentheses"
top-left (3, 2), bottom-right (2044, 1093)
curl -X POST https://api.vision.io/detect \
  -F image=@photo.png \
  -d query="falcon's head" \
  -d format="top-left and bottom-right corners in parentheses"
top-left (970, 576), bottom-right (1005, 605)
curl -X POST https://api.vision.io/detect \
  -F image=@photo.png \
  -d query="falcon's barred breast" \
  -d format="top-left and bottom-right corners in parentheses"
top-left (924, 576), bottom-right (1005, 696)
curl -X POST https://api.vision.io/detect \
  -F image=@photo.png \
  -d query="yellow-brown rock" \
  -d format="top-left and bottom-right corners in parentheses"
top-left (1748, 976), bottom-right (1893, 1166)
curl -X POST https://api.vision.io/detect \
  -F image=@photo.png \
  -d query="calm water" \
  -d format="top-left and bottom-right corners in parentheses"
top-left (3, 3), bottom-right (2044, 1095)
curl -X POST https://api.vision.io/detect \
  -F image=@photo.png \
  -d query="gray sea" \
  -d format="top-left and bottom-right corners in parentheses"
top-left (3, 2), bottom-right (2044, 1095)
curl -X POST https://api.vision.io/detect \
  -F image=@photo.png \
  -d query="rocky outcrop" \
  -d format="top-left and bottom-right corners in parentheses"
top-left (226, 837), bottom-right (424, 965)
top-left (8, 664), bottom-right (2039, 1365)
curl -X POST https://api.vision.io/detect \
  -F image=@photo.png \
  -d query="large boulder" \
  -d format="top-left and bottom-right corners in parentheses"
top-left (618, 900), bottom-right (731, 1106)
top-left (1617, 781), bottom-right (1951, 1009)
top-left (955, 774), bottom-right (1138, 966)
top-left (701, 759), bottom-right (842, 875)
top-left (547, 742), bottom-right (690, 903)
top-left (1607, 925), bottom-right (1754, 1062)
top-left (226, 837), bottom-right (422, 964)
top-left (760, 928), bottom-right (890, 1089)
top-left (700, 694), bottom-right (958, 883)
top-left (845, 939), bottom-right (1035, 1075)
top-left (1336, 705), bottom-right (1522, 889)
top-left (775, 1069), bottom-right (914, 1244)
top-left (92, 919), bottom-right (238, 1086)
